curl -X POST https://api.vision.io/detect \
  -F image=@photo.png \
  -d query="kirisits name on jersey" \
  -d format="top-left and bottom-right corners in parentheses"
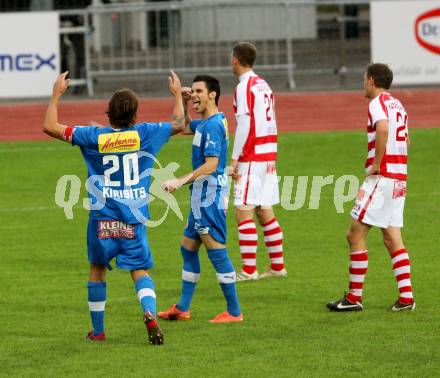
top-left (98, 131), bottom-right (140, 153)
top-left (102, 187), bottom-right (147, 200)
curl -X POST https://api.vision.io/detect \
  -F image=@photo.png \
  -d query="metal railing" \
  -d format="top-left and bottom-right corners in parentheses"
top-left (55, 0), bottom-right (373, 96)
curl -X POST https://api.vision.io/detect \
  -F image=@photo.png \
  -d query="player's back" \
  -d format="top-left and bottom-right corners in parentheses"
top-left (235, 75), bottom-right (277, 135)
top-left (72, 122), bottom-right (172, 223)
top-left (234, 73), bottom-right (277, 162)
top-left (380, 93), bottom-right (408, 156)
top-left (249, 76), bottom-right (277, 138)
top-left (367, 92), bottom-right (408, 181)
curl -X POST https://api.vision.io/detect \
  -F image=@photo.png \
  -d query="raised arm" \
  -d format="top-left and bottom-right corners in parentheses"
top-left (168, 71), bottom-right (185, 135)
top-left (181, 86), bottom-right (195, 135)
top-left (43, 71), bottom-right (70, 141)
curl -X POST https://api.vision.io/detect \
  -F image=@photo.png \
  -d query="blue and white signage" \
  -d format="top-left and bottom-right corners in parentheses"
top-left (0, 12), bottom-right (60, 98)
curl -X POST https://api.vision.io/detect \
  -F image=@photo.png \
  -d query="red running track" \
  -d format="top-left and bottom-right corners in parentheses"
top-left (0, 89), bottom-right (438, 141)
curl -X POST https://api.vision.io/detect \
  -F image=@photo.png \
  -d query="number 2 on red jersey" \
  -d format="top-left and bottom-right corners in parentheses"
top-left (396, 112), bottom-right (408, 142)
top-left (264, 93), bottom-right (275, 122)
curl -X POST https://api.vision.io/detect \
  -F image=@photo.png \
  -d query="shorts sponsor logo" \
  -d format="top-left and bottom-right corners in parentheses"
top-left (266, 161), bottom-right (277, 174)
top-left (393, 181), bottom-right (407, 199)
top-left (98, 131), bottom-right (140, 153)
top-left (234, 186), bottom-right (243, 200)
top-left (98, 220), bottom-right (135, 239)
top-left (415, 8), bottom-right (440, 55)
top-left (194, 222), bottom-right (209, 235)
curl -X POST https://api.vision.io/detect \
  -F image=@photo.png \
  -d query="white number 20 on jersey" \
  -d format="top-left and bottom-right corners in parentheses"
top-left (103, 153), bottom-right (140, 186)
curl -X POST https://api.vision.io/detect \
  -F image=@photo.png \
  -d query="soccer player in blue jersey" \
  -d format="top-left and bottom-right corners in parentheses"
top-left (43, 71), bottom-right (185, 344)
top-left (158, 75), bottom-right (243, 323)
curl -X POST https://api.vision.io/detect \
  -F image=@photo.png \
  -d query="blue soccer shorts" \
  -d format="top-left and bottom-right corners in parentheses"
top-left (87, 218), bottom-right (153, 271)
top-left (184, 201), bottom-right (227, 245)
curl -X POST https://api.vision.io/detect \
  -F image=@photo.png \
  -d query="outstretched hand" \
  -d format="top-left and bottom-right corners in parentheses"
top-left (52, 71), bottom-right (70, 98)
top-left (168, 70), bottom-right (182, 97)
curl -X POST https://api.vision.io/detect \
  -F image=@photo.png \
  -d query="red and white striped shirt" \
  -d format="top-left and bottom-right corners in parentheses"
top-left (233, 71), bottom-right (278, 162)
top-left (366, 92), bottom-right (409, 181)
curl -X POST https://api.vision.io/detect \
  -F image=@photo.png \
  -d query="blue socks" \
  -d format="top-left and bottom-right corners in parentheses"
top-left (135, 275), bottom-right (157, 317)
top-left (207, 248), bottom-right (241, 316)
top-left (177, 246), bottom-right (200, 312)
top-left (88, 276), bottom-right (157, 335)
top-left (87, 281), bottom-right (106, 336)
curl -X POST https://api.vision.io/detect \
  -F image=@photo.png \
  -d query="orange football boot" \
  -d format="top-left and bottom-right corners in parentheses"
top-left (209, 311), bottom-right (243, 323)
top-left (157, 304), bottom-right (190, 320)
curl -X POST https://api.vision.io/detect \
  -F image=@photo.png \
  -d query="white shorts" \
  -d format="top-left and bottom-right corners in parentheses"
top-left (233, 161), bottom-right (280, 207)
top-left (351, 175), bottom-right (406, 228)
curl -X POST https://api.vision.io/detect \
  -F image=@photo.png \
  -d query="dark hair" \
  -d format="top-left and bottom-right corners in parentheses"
top-left (193, 75), bottom-right (221, 106)
top-left (366, 63), bottom-right (393, 90)
top-left (232, 41), bottom-right (257, 67)
top-left (106, 89), bottom-right (138, 129)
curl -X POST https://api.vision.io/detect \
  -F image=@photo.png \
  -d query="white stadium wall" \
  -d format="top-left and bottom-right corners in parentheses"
top-left (180, 3), bottom-right (317, 43)
top-left (371, 0), bottom-right (440, 85)
top-left (0, 12), bottom-right (60, 98)
top-left (94, 1), bottom-right (317, 52)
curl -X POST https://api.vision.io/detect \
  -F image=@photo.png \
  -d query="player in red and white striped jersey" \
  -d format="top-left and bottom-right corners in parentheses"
top-left (327, 63), bottom-right (415, 312)
top-left (229, 42), bottom-right (287, 281)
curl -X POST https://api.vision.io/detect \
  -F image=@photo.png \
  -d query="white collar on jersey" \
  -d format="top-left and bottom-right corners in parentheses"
top-left (371, 91), bottom-right (391, 102)
top-left (239, 70), bottom-right (255, 82)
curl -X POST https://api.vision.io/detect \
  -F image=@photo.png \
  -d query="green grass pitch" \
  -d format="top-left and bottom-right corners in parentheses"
top-left (1, 129), bottom-right (439, 376)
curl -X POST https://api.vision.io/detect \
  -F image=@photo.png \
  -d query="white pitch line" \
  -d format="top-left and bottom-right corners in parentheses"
top-left (0, 206), bottom-right (58, 212)
top-left (0, 146), bottom-right (69, 154)
top-left (0, 200), bottom-right (192, 213)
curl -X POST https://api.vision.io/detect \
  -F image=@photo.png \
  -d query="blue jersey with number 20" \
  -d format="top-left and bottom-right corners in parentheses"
top-left (72, 122), bottom-right (172, 224)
